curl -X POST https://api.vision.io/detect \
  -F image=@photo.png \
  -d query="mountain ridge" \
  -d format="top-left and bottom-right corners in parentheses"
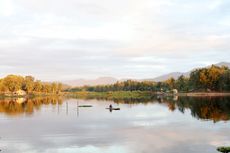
top-left (63, 77), bottom-right (117, 87)
top-left (148, 62), bottom-right (230, 82)
top-left (63, 62), bottom-right (230, 86)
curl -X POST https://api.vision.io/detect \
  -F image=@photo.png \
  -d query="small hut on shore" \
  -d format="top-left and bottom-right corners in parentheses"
top-left (172, 89), bottom-right (178, 95)
top-left (13, 90), bottom-right (27, 96)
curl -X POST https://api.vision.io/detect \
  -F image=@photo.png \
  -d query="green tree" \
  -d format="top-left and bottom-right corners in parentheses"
top-left (166, 77), bottom-right (176, 90)
top-left (176, 75), bottom-right (189, 92)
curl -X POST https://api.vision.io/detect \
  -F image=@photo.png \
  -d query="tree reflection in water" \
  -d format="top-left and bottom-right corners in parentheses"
top-left (0, 97), bottom-right (63, 116)
top-left (0, 96), bottom-right (230, 122)
top-left (108, 96), bottom-right (230, 123)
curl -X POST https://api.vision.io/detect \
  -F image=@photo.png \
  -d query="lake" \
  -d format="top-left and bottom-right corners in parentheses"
top-left (0, 96), bottom-right (230, 153)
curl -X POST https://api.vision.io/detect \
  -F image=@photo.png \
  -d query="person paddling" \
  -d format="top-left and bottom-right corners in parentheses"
top-left (109, 104), bottom-right (113, 109)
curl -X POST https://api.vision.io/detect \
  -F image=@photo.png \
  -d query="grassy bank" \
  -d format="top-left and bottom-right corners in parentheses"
top-left (177, 92), bottom-right (230, 97)
top-left (0, 92), bottom-right (64, 99)
top-left (65, 91), bottom-right (230, 103)
top-left (1, 91), bottom-right (230, 100)
top-left (65, 91), bottom-right (156, 100)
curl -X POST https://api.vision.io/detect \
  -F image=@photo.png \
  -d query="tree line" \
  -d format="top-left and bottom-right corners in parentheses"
top-left (0, 75), bottom-right (63, 94)
top-left (69, 65), bottom-right (230, 92)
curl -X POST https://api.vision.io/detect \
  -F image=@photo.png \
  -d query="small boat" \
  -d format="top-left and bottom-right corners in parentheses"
top-left (106, 108), bottom-right (120, 110)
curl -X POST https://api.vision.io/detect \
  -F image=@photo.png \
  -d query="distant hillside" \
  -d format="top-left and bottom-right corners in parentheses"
top-left (63, 77), bottom-right (118, 87)
top-left (215, 62), bottom-right (230, 68)
top-left (63, 62), bottom-right (230, 86)
top-left (149, 62), bottom-right (230, 82)
top-left (147, 72), bottom-right (184, 82)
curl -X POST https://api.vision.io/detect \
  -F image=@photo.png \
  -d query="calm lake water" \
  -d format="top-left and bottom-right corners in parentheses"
top-left (0, 96), bottom-right (230, 153)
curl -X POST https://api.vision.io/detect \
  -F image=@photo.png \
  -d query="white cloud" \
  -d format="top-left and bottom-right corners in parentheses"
top-left (0, 0), bottom-right (229, 80)
top-left (208, 0), bottom-right (224, 10)
top-left (0, 0), bottom-right (14, 16)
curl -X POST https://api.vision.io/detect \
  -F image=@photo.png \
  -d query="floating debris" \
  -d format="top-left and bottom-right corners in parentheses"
top-left (78, 105), bottom-right (93, 107)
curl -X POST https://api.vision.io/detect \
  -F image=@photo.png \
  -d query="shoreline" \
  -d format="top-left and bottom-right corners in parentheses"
top-left (176, 92), bottom-right (230, 97)
top-left (1, 91), bottom-right (230, 99)
top-left (0, 93), bottom-right (64, 99)
top-left (67, 91), bottom-right (230, 99)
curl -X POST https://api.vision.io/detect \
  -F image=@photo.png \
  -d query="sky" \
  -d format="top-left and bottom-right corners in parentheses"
top-left (0, 0), bottom-right (230, 81)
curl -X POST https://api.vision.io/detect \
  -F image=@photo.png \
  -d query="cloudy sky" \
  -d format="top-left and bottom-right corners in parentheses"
top-left (0, 0), bottom-right (229, 81)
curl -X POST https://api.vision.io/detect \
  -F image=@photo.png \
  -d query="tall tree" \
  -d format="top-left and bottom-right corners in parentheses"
top-left (23, 76), bottom-right (35, 93)
top-left (3, 75), bottom-right (24, 92)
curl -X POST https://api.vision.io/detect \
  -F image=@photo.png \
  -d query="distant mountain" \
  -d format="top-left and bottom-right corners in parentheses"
top-left (214, 62), bottom-right (230, 68)
top-left (149, 62), bottom-right (230, 82)
top-left (63, 62), bottom-right (230, 86)
top-left (63, 77), bottom-right (118, 87)
top-left (148, 72), bottom-right (184, 82)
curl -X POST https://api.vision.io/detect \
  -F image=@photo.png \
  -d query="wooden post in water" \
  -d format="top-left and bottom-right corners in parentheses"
top-left (57, 102), bottom-right (60, 115)
top-left (66, 102), bottom-right (68, 115)
top-left (77, 101), bottom-right (79, 117)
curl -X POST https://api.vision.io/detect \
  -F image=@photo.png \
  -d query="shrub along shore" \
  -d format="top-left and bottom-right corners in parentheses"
top-left (0, 75), bottom-right (63, 97)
